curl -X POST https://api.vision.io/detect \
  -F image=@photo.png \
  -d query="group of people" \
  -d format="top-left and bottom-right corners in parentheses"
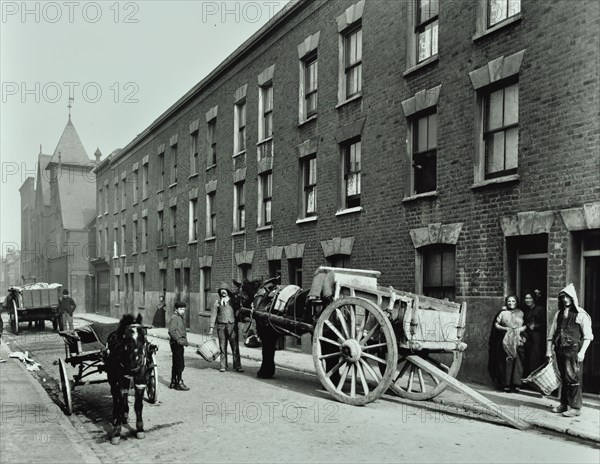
top-left (166, 282), bottom-right (244, 391)
top-left (489, 284), bottom-right (593, 417)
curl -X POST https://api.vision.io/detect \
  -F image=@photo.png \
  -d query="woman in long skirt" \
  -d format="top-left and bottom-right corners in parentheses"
top-left (488, 295), bottom-right (527, 392)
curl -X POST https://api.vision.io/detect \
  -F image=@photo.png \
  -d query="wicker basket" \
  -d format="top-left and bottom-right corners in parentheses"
top-left (197, 338), bottom-right (220, 362)
top-left (523, 360), bottom-right (561, 395)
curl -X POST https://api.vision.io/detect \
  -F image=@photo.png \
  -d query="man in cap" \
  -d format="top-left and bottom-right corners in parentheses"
top-left (58, 288), bottom-right (77, 332)
top-left (168, 301), bottom-right (190, 390)
top-left (209, 282), bottom-right (243, 373)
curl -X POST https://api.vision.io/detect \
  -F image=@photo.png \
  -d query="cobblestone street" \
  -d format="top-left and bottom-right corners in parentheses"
top-left (1, 319), bottom-right (598, 463)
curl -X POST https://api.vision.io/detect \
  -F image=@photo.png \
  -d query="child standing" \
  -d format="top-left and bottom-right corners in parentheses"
top-left (168, 301), bottom-right (190, 391)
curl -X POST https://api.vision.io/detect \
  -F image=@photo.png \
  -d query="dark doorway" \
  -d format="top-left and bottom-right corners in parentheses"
top-left (582, 254), bottom-right (599, 393)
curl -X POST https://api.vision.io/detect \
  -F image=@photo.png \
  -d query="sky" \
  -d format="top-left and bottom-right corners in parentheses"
top-left (0, 0), bottom-right (288, 255)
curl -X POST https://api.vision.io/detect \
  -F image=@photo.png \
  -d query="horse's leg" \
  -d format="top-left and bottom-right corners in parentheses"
top-left (257, 324), bottom-right (276, 379)
top-left (109, 379), bottom-right (122, 445)
top-left (134, 385), bottom-right (145, 439)
top-left (121, 383), bottom-right (130, 425)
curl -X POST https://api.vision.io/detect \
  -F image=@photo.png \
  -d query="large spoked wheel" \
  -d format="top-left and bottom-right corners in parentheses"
top-left (313, 297), bottom-right (398, 406)
top-left (388, 351), bottom-right (463, 401)
top-left (146, 355), bottom-right (158, 404)
top-left (58, 359), bottom-right (73, 415)
top-left (10, 300), bottom-right (19, 335)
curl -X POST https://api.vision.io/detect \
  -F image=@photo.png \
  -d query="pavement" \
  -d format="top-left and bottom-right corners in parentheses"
top-left (0, 339), bottom-right (101, 463)
top-left (71, 312), bottom-right (600, 445)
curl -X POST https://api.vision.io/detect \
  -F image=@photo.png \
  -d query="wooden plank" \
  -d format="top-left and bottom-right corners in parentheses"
top-left (406, 355), bottom-right (530, 430)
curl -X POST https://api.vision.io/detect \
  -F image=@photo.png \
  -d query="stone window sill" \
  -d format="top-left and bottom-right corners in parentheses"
top-left (157, 189), bottom-right (164, 194)
top-left (402, 191), bottom-right (438, 203)
top-left (335, 206), bottom-right (363, 216)
top-left (206, 164), bottom-right (216, 172)
top-left (471, 174), bottom-right (520, 190)
top-left (233, 150), bottom-right (246, 159)
top-left (231, 230), bottom-right (245, 237)
top-left (189, 173), bottom-right (199, 179)
top-left (132, 201), bottom-right (138, 206)
top-left (142, 196), bottom-right (148, 202)
top-left (473, 14), bottom-right (522, 42)
top-left (336, 93), bottom-right (362, 110)
top-left (120, 255), bottom-right (126, 258)
top-left (167, 243), bottom-right (177, 249)
top-left (298, 115), bottom-right (317, 127)
top-left (103, 212), bottom-right (108, 216)
top-left (205, 236), bottom-right (216, 242)
top-left (188, 240), bottom-right (198, 245)
top-left (296, 216), bottom-right (318, 224)
top-left (257, 136), bottom-right (274, 146)
top-left (256, 225), bottom-right (272, 232)
top-left (169, 182), bottom-right (178, 189)
top-left (403, 55), bottom-right (439, 77)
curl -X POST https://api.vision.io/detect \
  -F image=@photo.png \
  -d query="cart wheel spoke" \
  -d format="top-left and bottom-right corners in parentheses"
top-left (318, 336), bottom-right (341, 347)
top-left (407, 365), bottom-right (415, 392)
top-left (326, 359), bottom-right (345, 379)
top-left (335, 308), bottom-right (351, 340)
top-left (359, 324), bottom-right (380, 346)
top-left (336, 363), bottom-right (350, 392)
top-left (350, 365), bottom-right (357, 398)
top-left (324, 320), bottom-right (346, 343)
top-left (417, 368), bottom-right (426, 393)
top-left (318, 352), bottom-right (341, 361)
top-left (356, 362), bottom-right (370, 395)
top-left (361, 352), bottom-right (387, 365)
top-left (359, 358), bottom-right (381, 383)
top-left (349, 305), bottom-right (356, 340)
top-left (362, 342), bottom-right (388, 351)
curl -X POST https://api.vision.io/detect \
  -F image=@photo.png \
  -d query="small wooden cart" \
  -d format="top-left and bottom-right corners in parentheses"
top-left (4, 284), bottom-right (63, 334)
top-left (57, 322), bottom-right (158, 415)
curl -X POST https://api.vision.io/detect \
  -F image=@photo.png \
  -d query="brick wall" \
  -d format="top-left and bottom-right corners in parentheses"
top-left (94, 0), bottom-right (600, 385)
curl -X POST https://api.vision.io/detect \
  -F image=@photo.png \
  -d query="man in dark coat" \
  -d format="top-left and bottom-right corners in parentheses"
top-left (168, 301), bottom-right (190, 391)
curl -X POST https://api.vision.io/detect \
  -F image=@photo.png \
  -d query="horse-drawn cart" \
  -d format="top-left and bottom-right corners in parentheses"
top-left (58, 322), bottom-right (158, 415)
top-left (240, 267), bottom-right (528, 429)
top-left (4, 283), bottom-right (63, 334)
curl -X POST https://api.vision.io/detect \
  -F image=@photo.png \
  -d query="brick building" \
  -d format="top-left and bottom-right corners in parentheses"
top-left (93, 0), bottom-right (599, 390)
top-left (20, 115), bottom-right (99, 307)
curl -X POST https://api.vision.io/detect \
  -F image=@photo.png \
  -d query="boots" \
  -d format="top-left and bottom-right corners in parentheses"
top-left (176, 378), bottom-right (190, 391)
top-left (169, 375), bottom-right (177, 389)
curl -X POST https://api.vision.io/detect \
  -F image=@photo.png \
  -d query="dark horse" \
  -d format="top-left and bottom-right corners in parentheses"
top-left (235, 277), bottom-right (330, 379)
top-left (104, 314), bottom-right (155, 445)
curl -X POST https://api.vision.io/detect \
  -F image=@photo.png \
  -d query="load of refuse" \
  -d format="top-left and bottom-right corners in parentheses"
top-left (8, 351), bottom-right (42, 371)
top-left (8, 283), bottom-right (62, 292)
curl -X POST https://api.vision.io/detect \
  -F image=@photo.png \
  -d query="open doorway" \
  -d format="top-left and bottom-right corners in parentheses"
top-left (507, 234), bottom-right (548, 303)
top-left (581, 231), bottom-right (599, 393)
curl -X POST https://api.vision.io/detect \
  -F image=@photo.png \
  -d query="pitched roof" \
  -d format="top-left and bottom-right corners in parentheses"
top-left (37, 154), bottom-right (52, 206)
top-left (57, 173), bottom-right (96, 230)
top-left (49, 117), bottom-right (92, 166)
